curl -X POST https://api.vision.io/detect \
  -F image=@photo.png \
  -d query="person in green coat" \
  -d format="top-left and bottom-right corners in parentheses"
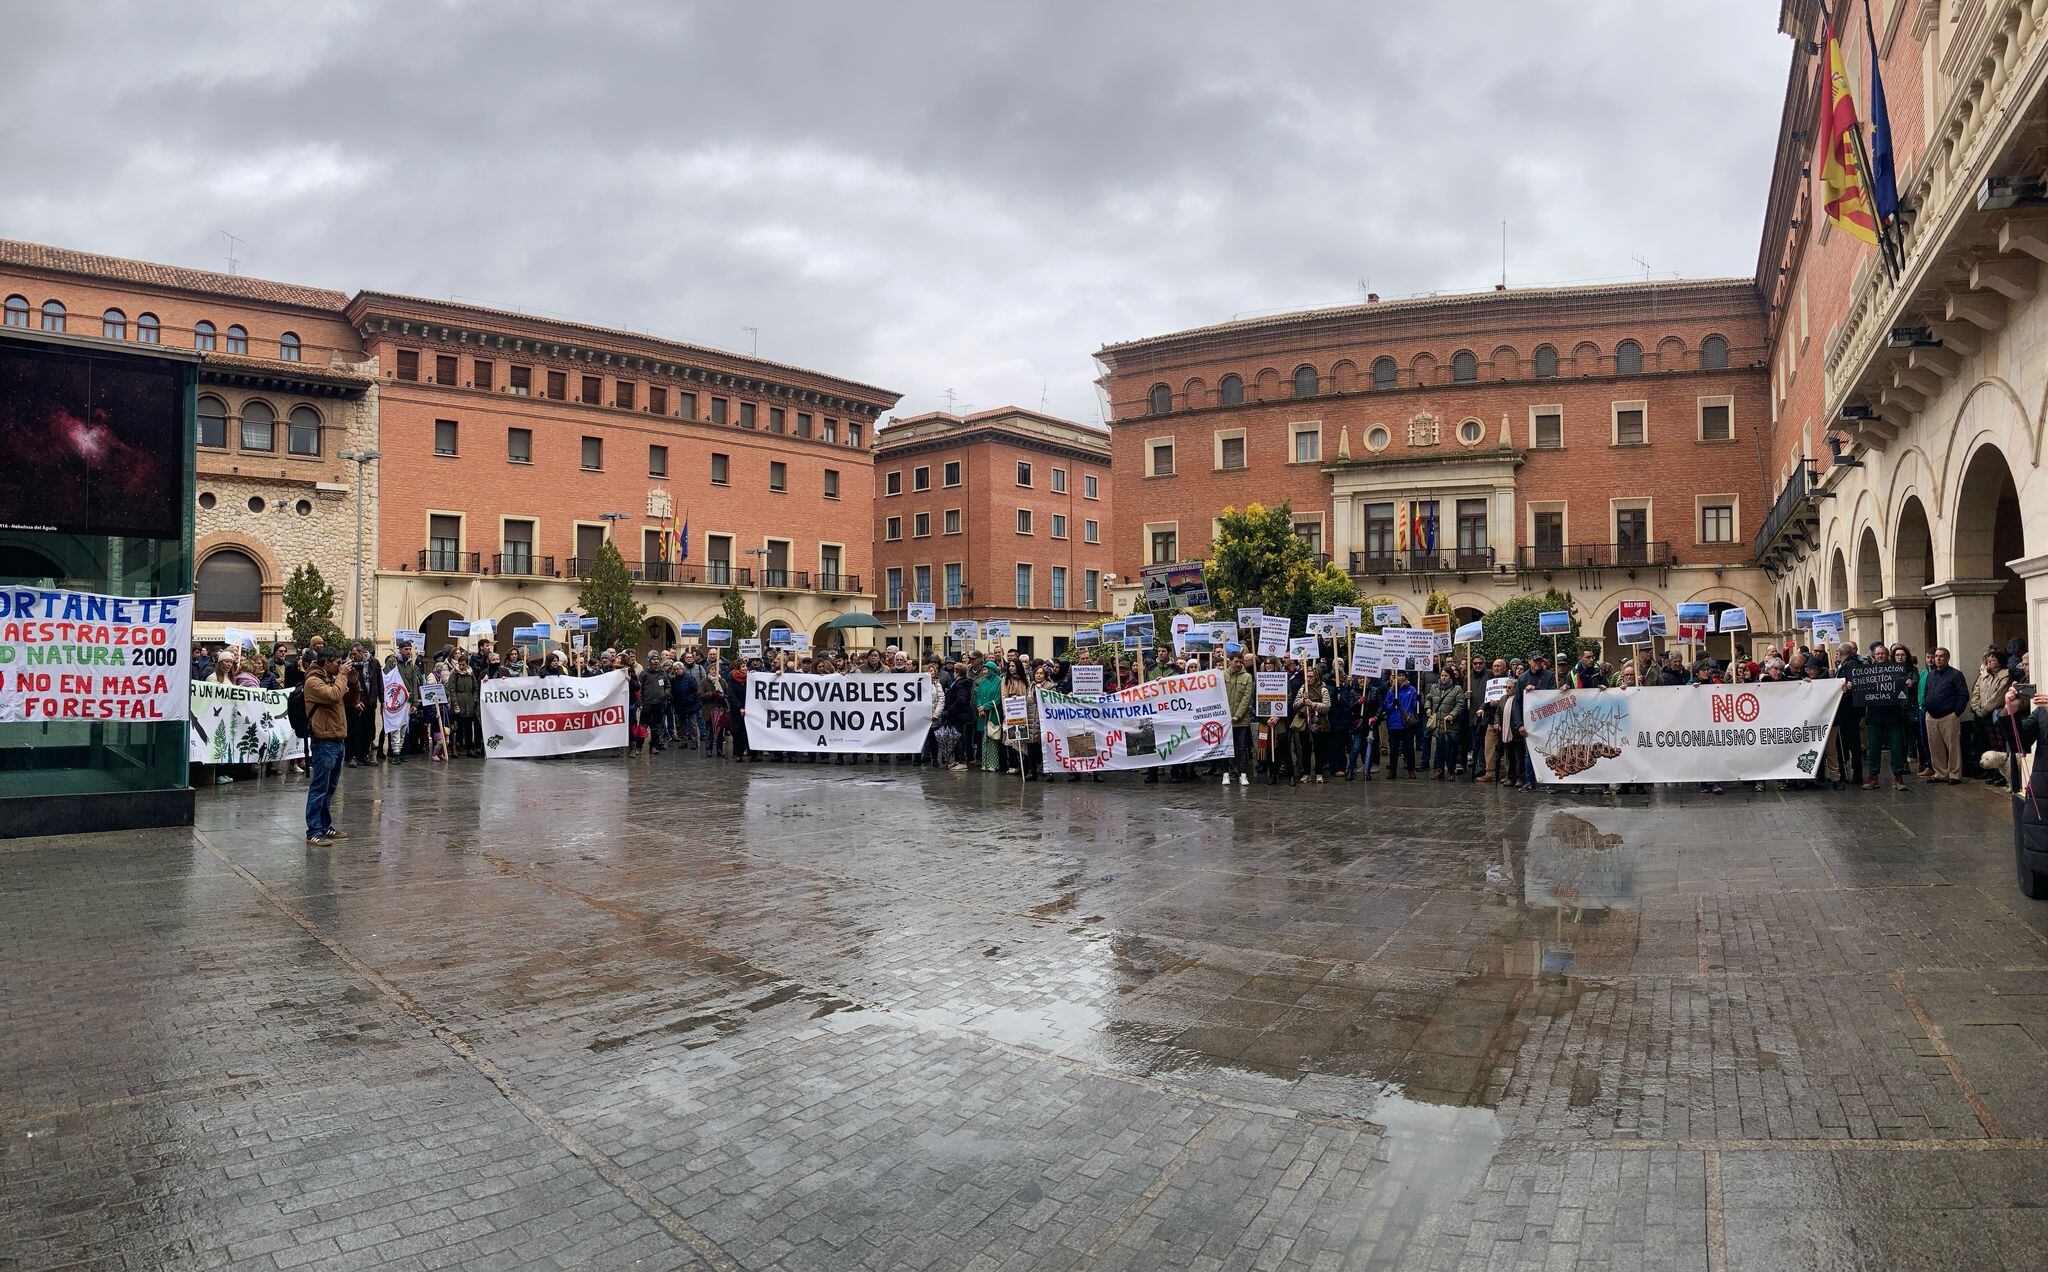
top-left (447, 660), bottom-right (480, 756)
top-left (1222, 655), bottom-right (1254, 785)
top-left (973, 660), bottom-right (1002, 771)
top-left (1425, 666), bottom-right (1469, 780)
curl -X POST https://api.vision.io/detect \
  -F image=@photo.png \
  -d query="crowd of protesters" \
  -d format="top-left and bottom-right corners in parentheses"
top-left (189, 629), bottom-right (2043, 849)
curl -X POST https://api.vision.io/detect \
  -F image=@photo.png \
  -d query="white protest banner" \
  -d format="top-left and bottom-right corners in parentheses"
top-left (1237, 607), bottom-right (1264, 631)
top-left (1352, 632), bottom-right (1385, 678)
top-left (1304, 613), bottom-right (1337, 637)
top-left (986, 619), bottom-right (1012, 640)
top-left (1372, 603), bottom-right (1402, 627)
top-left (419, 681), bottom-right (449, 707)
top-left (1484, 676), bottom-right (1513, 704)
top-left (188, 680), bottom-right (303, 765)
top-left (1333, 605), bottom-right (1363, 629)
top-left (381, 674), bottom-right (411, 737)
top-left (482, 669), bottom-right (630, 758)
top-left (1038, 669), bottom-right (1233, 773)
top-left (905, 602), bottom-right (936, 624)
top-left (0, 588), bottom-right (191, 724)
top-left (1289, 636), bottom-right (1320, 663)
top-left (745, 670), bottom-right (935, 753)
top-left (1718, 606), bottom-right (1750, 632)
top-left (467, 617), bottom-right (495, 638)
top-left (738, 639), bottom-right (763, 659)
top-left (1257, 614), bottom-right (1291, 657)
top-left (950, 620), bottom-right (981, 642)
top-left (1255, 670), bottom-right (1290, 718)
top-left (1524, 681), bottom-right (1844, 785)
top-left (1069, 664), bottom-right (1104, 694)
top-left (222, 626), bottom-right (262, 652)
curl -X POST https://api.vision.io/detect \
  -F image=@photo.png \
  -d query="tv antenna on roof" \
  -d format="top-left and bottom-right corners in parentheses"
top-left (739, 324), bottom-right (758, 356)
top-left (221, 231), bottom-right (243, 275)
top-left (1630, 252), bottom-right (1652, 281)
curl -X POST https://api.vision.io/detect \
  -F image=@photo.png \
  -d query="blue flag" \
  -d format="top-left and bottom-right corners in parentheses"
top-left (1863, 0), bottom-right (1899, 222)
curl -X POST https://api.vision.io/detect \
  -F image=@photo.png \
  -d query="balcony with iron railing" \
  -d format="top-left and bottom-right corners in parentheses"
top-left (1514, 541), bottom-right (1673, 571)
top-left (417, 548), bottom-right (482, 574)
top-left (1348, 546), bottom-right (1499, 575)
top-left (492, 552), bottom-right (556, 578)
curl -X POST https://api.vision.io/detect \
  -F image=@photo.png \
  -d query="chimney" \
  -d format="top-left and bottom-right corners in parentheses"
top-left (1366, 292), bottom-right (1380, 303)
top-left (1494, 283), bottom-right (1507, 291)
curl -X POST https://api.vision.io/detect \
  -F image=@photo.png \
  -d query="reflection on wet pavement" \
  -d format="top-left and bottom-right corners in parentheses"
top-left (5, 757), bottom-right (2048, 1269)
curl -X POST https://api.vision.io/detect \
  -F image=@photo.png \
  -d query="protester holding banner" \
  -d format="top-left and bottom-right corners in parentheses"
top-left (1851, 644), bottom-right (1915, 790)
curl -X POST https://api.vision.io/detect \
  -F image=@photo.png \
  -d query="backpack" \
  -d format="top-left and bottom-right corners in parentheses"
top-left (286, 686), bottom-right (312, 739)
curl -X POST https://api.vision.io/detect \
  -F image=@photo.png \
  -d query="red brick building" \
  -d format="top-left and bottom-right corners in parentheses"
top-left (872, 408), bottom-right (1113, 659)
top-left (1093, 279), bottom-right (1776, 655)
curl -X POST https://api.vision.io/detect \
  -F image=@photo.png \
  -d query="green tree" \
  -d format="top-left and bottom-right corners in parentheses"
top-left (575, 539), bottom-right (646, 653)
top-left (282, 562), bottom-right (345, 648)
top-left (1473, 588), bottom-right (1588, 668)
top-left (1204, 501), bottom-right (1359, 633)
top-left (714, 587), bottom-right (757, 642)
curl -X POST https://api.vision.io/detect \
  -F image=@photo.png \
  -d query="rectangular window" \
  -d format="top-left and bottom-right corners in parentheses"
top-left (1084, 474), bottom-right (1099, 499)
top-left (913, 465), bottom-right (930, 491)
top-left (885, 516), bottom-right (902, 541)
top-left (945, 563), bottom-right (963, 607)
top-left (796, 411), bottom-right (812, 437)
top-left (1293, 427), bottom-right (1322, 463)
top-left (1016, 461), bottom-right (1032, 487)
top-left (1219, 435), bottom-right (1246, 470)
top-left (1051, 566), bottom-right (1067, 609)
top-left (885, 470), bottom-right (902, 496)
top-left (944, 508), bottom-right (961, 534)
top-left (546, 370), bottom-right (567, 400)
top-left (824, 417), bottom-right (839, 443)
top-left (1615, 405), bottom-right (1646, 445)
top-left (1535, 411), bottom-right (1562, 448)
top-left (474, 359), bottom-right (494, 391)
top-left (766, 540), bottom-right (790, 588)
top-left (1700, 401), bottom-right (1732, 441)
top-left (580, 436), bottom-right (602, 470)
top-left (429, 515), bottom-right (462, 570)
top-left (581, 375), bottom-right (602, 405)
top-left (1150, 529), bottom-right (1177, 564)
top-left (824, 469), bottom-right (840, 499)
top-left (1016, 508), bottom-right (1034, 535)
top-left (502, 519), bottom-right (535, 574)
top-left (395, 349), bottom-right (419, 381)
top-left (1052, 513), bottom-right (1068, 540)
top-left (740, 402), bottom-right (756, 429)
top-left (1533, 509), bottom-right (1565, 565)
top-left (1362, 503), bottom-right (1395, 565)
top-left (1616, 507), bottom-right (1649, 558)
top-left (288, 412), bottom-right (320, 456)
top-left (914, 565), bottom-right (932, 604)
top-left (1051, 467), bottom-right (1067, 494)
top-left (1456, 498), bottom-right (1488, 562)
top-left (768, 406), bottom-right (784, 433)
top-left (1294, 520), bottom-right (1322, 556)
top-left (615, 380), bottom-right (635, 409)
top-left (678, 391), bottom-right (697, 420)
top-left (1084, 519), bottom-right (1099, 544)
top-left (708, 534), bottom-right (732, 585)
top-left (241, 412), bottom-right (273, 452)
top-left (1015, 564), bottom-right (1033, 608)
top-left (711, 452), bottom-right (729, 484)
top-left (886, 568), bottom-right (904, 609)
top-left (944, 460), bottom-right (961, 486)
top-left (435, 354), bottom-right (457, 385)
top-left (1085, 569), bottom-right (1100, 610)
top-left (648, 385), bottom-right (667, 415)
top-left (509, 365), bottom-right (531, 395)
top-left (710, 397), bottom-right (728, 424)
top-left (648, 444), bottom-right (668, 477)
top-left (820, 545), bottom-right (842, 586)
top-left (1701, 503), bottom-right (1735, 543)
top-left (198, 407), bottom-right (225, 449)
top-left (768, 461), bottom-right (787, 491)
top-left (1149, 441), bottom-right (1174, 476)
top-left (847, 421), bottom-right (863, 447)
top-left (914, 511), bottom-right (931, 537)
top-left (575, 524), bottom-right (606, 566)
top-left (434, 419), bottom-right (458, 456)
top-left (507, 427), bottom-right (532, 463)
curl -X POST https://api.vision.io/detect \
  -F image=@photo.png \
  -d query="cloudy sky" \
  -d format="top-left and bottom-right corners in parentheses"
top-left (4, 1), bottom-right (1789, 423)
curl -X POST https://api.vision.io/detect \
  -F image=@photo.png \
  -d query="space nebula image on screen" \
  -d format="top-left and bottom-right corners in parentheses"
top-left (0, 345), bottom-right (181, 540)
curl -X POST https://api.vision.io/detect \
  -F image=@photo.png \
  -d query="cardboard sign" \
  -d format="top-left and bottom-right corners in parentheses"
top-left (1074, 629), bottom-right (1101, 648)
top-left (1352, 633), bottom-right (1385, 678)
top-left (1206, 622), bottom-right (1234, 648)
top-left (790, 632), bottom-right (811, 652)
top-left (738, 639), bottom-right (763, 659)
top-left (1255, 671), bottom-right (1290, 718)
top-left (1619, 600), bottom-right (1651, 622)
top-left (985, 620), bottom-right (1012, 639)
top-left (1794, 608), bottom-right (1818, 629)
top-left (678, 622), bottom-right (703, 637)
top-left (1537, 611), bottom-right (1571, 636)
top-left (467, 618), bottom-right (496, 638)
top-left (1257, 614), bottom-right (1291, 657)
top-left (448, 620), bottom-right (472, 638)
top-left (1372, 604), bottom-right (1402, 627)
top-left (906, 602), bottom-right (936, 624)
top-left (1419, 613), bottom-right (1452, 635)
top-left (1454, 619), bottom-right (1484, 645)
top-left (1069, 664), bottom-right (1104, 694)
top-left (1484, 676), bottom-right (1514, 704)
top-left (1237, 607), bottom-right (1264, 630)
top-left (950, 620), bottom-right (980, 641)
top-left (1717, 606), bottom-right (1749, 632)
top-left (1002, 694), bottom-right (1028, 726)
top-left (1333, 605), bottom-right (1363, 628)
top-left (419, 681), bottom-right (449, 706)
top-left (1618, 617), bottom-right (1653, 645)
top-left (705, 627), bottom-right (731, 646)
top-left (222, 625), bottom-right (262, 652)
top-left (1289, 636), bottom-right (1320, 663)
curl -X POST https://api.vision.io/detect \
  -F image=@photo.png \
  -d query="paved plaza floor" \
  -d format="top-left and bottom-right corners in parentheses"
top-left (4, 754), bottom-right (2047, 1271)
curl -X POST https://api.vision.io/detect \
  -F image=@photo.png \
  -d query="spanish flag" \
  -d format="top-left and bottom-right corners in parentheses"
top-left (1819, 12), bottom-right (1879, 245)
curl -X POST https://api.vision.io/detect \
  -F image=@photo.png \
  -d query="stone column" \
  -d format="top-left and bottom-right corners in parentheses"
top-left (1844, 605), bottom-right (1882, 648)
top-left (1330, 490), bottom-right (1355, 575)
top-left (2011, 553), bottom-right (2048, 669)
top-left (1492, 485), bottom-right (1518, 562)
top-left (1922, 578), bottom-right (2005, 661)
top-left (1876, 595), bottom-right (1934, 650)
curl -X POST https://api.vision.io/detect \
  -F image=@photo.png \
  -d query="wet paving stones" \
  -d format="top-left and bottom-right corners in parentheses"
top-left (5, 757), bottom-right (2048, 1269)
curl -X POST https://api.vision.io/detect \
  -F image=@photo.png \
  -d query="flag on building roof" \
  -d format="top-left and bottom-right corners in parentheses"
top-left (1819, 11), bottom-right (1880, 245)
top-left (1861, 0), bottom-right (1900, 225)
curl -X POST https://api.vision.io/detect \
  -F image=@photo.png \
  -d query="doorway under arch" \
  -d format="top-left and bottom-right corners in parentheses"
top-left (1951, 444), bottom-right (2028, 657)
top-left (420, 609), bottom-right (462, 657)
top-left (1894, 497), bottom-right (1936, 652)
top-left (642, 616), bottom-right (676, 656)
top-left (1829, 548), bottom-right (1850, 612)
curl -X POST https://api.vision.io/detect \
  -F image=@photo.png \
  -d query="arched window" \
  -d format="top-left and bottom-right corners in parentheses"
top-left (1219, 373), bottom-right (1244, 407)
top-left (102, 308), bottom-right (126, 339)
top-left (1701, 335), bottom-right (1728, 370)
top-left (226, 324), bottom-right (248, 355)
top-left (194, 320), bottom-right (216, 351)
top-left (40, 300), bottom-right (65, 333)
top-left (136, 313), bottom-right (160, 344)
top-left (287, 405), bottom-right (321, 456)
top-left (279, 331), bottom-right (301, 362)
top-left (1292, 365), bottom-right (1319, 398)
top-left (1533, 344), bottom-right (1558, 378)
top-left (1451, 350), bottom-right (1477, 383)
top-left (1147, 383), bottom-right (1172, 415)
top-left (1370, 357), bottom-right (1397, 391)
top-left (239, 400), bottom-right (275, 452)
top-left (1616, 339), bottom-right (1642, 376)
top-left (3, 295), bottom-right (27, 327)
top-left (195, 550), bottom-right (263, 621)
top-left (196, 395), bottom-right (228, 448)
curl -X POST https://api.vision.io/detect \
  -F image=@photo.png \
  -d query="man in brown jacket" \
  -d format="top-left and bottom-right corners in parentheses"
top-left (302, 649), bottom-right (351, 847)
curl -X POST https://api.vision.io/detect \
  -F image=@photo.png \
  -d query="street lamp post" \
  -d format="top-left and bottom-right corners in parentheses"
top-left (743, 546), bottom-right (771, 641)
top-left (337, 448), bottom-right (382, 638)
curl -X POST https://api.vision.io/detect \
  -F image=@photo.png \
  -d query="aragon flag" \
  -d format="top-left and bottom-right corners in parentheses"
top-left (1819, 12), bottom-right (1880, 245)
